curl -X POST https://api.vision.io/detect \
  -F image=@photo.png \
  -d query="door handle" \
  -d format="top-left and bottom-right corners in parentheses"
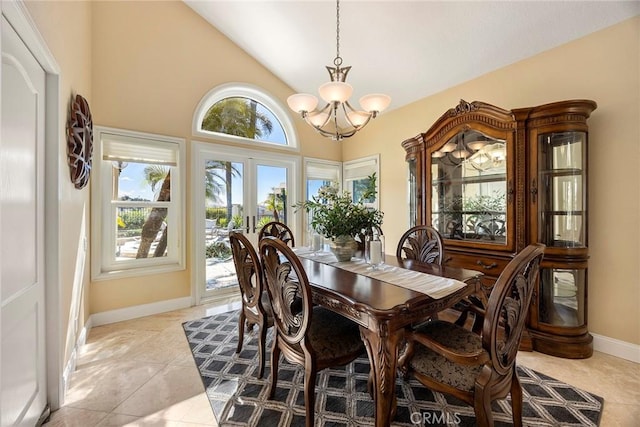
top-left (252, 216), bottom-right (256, 233)
top-left (245, 216), bottom-right (250, 233)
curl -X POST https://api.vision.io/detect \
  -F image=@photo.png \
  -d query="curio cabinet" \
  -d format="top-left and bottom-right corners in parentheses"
top-left (403, 99), bottom-right (597, 358)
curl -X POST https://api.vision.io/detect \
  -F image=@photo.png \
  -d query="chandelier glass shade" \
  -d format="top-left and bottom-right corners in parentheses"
top-left (432, 132), bottom-right (506, 172)
top-left (286, 0), bottom-right (391, 141)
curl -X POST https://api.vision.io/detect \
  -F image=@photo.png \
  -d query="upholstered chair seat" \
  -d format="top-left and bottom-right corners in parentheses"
top-left (291, 306), bottom-right (364, 361)
top-left (407, 321), bottom-right (485, 392)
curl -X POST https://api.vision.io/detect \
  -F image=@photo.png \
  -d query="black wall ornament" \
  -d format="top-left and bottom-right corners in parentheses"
top-left (66, 94), bottom-right (93, 189)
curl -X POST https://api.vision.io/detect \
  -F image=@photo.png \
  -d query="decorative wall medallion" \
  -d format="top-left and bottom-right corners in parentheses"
top-left (66, 94), bottom-right (93, 189)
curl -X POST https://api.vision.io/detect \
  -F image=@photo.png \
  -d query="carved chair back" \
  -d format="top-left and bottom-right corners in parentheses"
top-left (258, 221), bottom-right (295, 247)
top-left (396, 225), bottom-right (444, 264)
top-left (229, 231), bottom-right (273, 378)
top-left (483, 243), bottom-right (545, 375)
top-left (229, 232), bottom-right (264, 310)
top-left (259, 236), bottom-right (312, 348)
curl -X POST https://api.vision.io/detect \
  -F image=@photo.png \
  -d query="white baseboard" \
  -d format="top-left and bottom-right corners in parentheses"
top-left (592, 333), bottom-right (640, 364)
top-left (90, 296), bottom-right (193, 327)
top-left (61, 316), bottom-right (92, 405)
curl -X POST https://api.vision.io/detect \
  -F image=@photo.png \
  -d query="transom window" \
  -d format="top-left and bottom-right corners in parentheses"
top-left (193, 83), bottom-right (298, 150)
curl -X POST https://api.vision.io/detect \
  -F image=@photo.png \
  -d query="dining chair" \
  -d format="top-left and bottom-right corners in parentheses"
top-left (397, 224), bottom-right (485, 329)
top-left (258, 220), bottom-right (295, 247)
top-left (396, 225), bottom-right (444, 264)
top-left (229, 231), bottom-right (273, 379)
top-left (398, 243), bottom-right (545, 427)
top-left (258, 236), bottom-right (365, 427)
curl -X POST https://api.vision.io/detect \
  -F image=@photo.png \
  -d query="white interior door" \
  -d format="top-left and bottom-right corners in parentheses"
top-left (1, 15), bottom-right (47, 426)
top-left (192, 143), bottom-right (299, 305)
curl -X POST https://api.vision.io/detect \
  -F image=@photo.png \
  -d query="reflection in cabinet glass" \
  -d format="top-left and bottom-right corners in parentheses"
top-left (538, 132), bottom-right (586, 247)
top-left (431, 130), bottom-right (507, 244)
top-left (539, 268), bottom-right (585, 327)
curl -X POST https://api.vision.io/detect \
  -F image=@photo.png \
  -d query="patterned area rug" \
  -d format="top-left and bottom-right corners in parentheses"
top-left (183, 311), bottom-right (603, 426)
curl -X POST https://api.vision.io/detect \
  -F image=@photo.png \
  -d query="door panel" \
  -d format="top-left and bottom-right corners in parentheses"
top-left (1, 15), bottom-right (47, 426)
top-left (193, 143), bottom-right (299, 304)
top-left (255, 163), bottom-right (288, 228)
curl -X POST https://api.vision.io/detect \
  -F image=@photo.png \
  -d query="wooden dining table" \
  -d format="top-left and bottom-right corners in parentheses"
top-left (294, 251), bottom-right (483, 427)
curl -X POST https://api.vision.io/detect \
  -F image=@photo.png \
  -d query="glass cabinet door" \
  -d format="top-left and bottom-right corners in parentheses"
top-left (408, 158), bottom-right (417, 227)
top-left (430, 130), bottom-right (508, 244)
top-left (538, 268), bottom-right (586, 327)
top-left (537, 131), bottom-right (586, 247)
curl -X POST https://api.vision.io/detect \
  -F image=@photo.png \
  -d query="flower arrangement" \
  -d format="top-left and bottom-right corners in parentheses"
top-left (294, 184), bottom-right (383, 240)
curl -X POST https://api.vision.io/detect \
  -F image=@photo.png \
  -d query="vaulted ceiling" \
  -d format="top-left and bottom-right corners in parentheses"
top-left (185, 1), bottom-right (639, 112)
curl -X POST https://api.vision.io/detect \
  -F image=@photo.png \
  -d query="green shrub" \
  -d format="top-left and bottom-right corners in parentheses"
top-left (205, 241), bottom-right (231, 259)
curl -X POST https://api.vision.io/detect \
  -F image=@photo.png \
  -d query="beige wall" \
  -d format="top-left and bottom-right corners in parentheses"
top-left (89, 0), bottom-right (337, 313)
top-left (344, 17), bottom-right (640, 345)
top-left (22, 0), bottom-right (638, 378)
top-left (23, 0), bottom-right (93, 370)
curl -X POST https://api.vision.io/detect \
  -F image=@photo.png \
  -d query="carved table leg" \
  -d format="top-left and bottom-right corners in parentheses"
top-left (360, 324), bottom-right (404, 427)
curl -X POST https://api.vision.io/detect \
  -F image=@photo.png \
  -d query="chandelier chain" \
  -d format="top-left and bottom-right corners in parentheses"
top-left (334, 0), bottom-right (341, 67)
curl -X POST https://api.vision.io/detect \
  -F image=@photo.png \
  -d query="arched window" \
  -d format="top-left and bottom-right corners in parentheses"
top-left (193, 83), bottom-right (298, 150)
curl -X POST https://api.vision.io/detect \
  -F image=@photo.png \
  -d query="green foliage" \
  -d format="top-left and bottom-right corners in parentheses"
top-left (294, 184), bottom-right (383, 239)
top-left (205, 207), bottom-right (227, 220)
top-left (231, 215), bottom-right (244, 228)
top-left (118, 209), bottom-right (147, 230)
top-left (353, 172), bottom-right (377, 203)
top-left (257, 216), bottom-right (274, 228)
top-left (201, 98), bottom-right (273, 139)
top-left (205, 241), bottom-right (231, 259)
top-left (463, 191), bottom-right (506, 213)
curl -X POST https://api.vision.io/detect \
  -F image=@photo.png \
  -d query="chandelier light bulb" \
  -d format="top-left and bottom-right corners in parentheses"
top-left (360, 94), bottom-right (391, 113)
top-left (318, 81), bottom-right (353, 103)
top-left (347, 110), bottom-right (370, 127)
top-left (307, 111), bottom-right (330, 127)
top-left (287, 93), bottom-right (318, 113)
top-left (440, 141), bottom-right (456, 153)
top-left (451, 148), bottom-right (470, 159)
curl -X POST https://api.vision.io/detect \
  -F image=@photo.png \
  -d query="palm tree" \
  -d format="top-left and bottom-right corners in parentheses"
top-left (201, 98), bottom-right (273, 139)
top-left (205, 160), bottom-right (241, 220)
top-left (202, 98), bottom-right (272, 221)
top-left (136, 166), bottom-right (170, 258)
top-left (264, 188), bottom-right (285, 222)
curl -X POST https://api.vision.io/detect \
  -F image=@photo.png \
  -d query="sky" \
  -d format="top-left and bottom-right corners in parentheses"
top-left (117, 163), bottom-right (281, 204)
top-left (116, 103), bottom-right (298, 205)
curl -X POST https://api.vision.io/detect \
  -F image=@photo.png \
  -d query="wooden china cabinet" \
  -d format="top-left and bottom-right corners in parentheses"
top-left (402, 99), bottom-right (597, 358)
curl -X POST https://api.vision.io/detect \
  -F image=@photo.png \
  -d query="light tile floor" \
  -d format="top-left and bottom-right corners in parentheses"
top-left (44, 304), bottom-right (639, 426)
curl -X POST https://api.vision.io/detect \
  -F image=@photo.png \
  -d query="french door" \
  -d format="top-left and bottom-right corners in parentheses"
top-left (192, 142), bottom-right (300, 304)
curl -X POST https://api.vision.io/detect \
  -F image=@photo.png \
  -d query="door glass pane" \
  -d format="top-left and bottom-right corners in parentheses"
top-left (538, 132), bottom-right (586, 247)
top-left (256, 164), bottom-right (288, 229)
top-left (539, 268), bottom-right (585, 327)
top-left (431, 130), bottom-right (507, 244)
top-left (204, 160), bottom-right (243, 291)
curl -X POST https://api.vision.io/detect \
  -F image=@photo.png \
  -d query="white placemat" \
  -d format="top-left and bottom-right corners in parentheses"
top-left (293, 247), bottom-right (467, 299)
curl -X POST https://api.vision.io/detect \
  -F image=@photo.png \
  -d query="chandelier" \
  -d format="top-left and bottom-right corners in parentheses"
top-left (286, 0), bottom-right (391, 141)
